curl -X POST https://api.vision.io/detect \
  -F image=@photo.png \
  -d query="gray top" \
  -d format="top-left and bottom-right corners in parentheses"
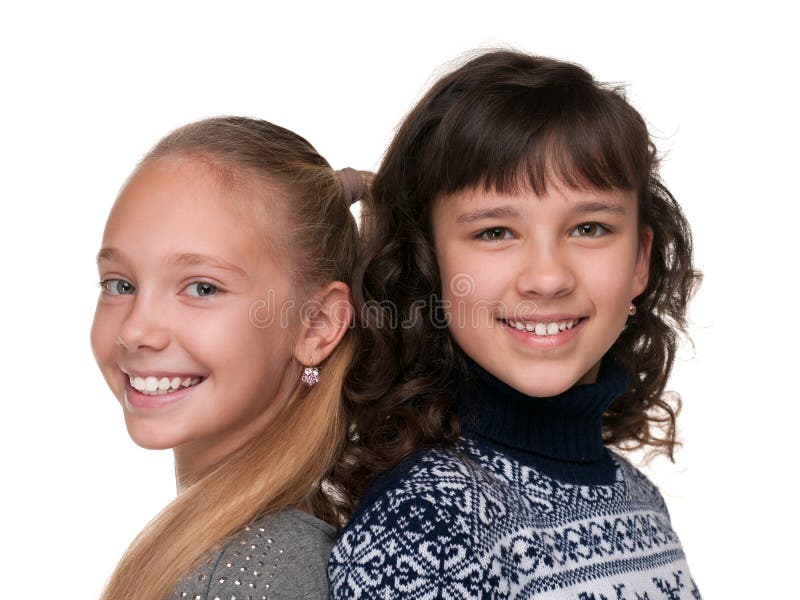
top-left (171, 508), bottom-right (336, 600)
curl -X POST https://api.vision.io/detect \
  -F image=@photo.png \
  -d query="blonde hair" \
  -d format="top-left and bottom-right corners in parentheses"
top-left (100, 117), bottom-right (361, 600)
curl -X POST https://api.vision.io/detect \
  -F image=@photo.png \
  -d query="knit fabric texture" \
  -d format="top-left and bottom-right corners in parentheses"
top-left (328, 355), bottom-right (700, 599)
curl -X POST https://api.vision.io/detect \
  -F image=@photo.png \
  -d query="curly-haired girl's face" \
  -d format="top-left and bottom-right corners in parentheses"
top-left (431, 182), bottom-right (652, 397)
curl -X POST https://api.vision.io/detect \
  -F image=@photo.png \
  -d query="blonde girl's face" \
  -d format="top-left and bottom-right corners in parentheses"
top-left (431, 182), bottom-right (652, 397)
top-left (91, 156), bottom-right (299, 474)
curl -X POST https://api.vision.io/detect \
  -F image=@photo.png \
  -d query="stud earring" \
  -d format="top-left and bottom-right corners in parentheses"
top-left (301, 358), bottom-right (320, 387)
top-left (628, 303), bottom-right (637, 316)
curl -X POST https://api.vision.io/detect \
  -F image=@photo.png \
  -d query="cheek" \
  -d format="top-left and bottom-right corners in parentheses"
top-left (189, 301), bottom-right (294, 372)
top-left (214, 320), bottom-right (294, 418)
top-left (184, 308), bottom-right (250, 363)
top-left (439, 249), bottom-right (505, 302)
top-left (578, 251), bottom-right (637, 313)
top-left (440, 268), bottom-right (509, 333)
top-left (90, 302), bottom-right (117, 365)
top-left (90, 303), bottom-right (127, 397)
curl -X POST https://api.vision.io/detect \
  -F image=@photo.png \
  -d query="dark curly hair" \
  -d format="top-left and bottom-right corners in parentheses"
top-left (327, 50), bottom-right (702, 522)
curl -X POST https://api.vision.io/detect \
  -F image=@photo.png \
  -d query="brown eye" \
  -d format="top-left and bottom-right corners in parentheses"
top-left (478, 227), bottom-right (511, 241)
top-left (572, 223), bottom-right (609, 238)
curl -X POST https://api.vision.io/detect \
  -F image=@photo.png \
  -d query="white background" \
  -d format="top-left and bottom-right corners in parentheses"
top-left (1, 2), bottom-right (797, 598)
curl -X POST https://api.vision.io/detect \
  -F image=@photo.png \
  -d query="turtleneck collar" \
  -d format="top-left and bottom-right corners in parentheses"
top-left (459, 353), bottom-right (630, 464)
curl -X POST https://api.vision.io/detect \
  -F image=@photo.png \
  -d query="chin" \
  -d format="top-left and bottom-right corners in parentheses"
top-left (501, 364), bottom-right (585, 398)
top-left (513, 380), bottom-right (575, 399)
top-left (130, 438), bottom-right (174, 451)
top-left (123, 419), bottom-right (181, 450)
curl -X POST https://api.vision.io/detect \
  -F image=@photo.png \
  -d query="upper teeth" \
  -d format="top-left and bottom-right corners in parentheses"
top-left (129, 375), bottom-right (201, 395)
top-left (506, 318), bottom-right (580, 336)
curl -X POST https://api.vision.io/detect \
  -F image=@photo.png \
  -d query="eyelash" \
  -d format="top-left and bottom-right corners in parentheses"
top-left (474, 227), bottom-right (513, 242)
top-left (97, 279), bottom-right (221, 298)
top-left (570, 222), bottom-right (612, 238)
top-left (98, 279), bottom-right (135, 296)
top-left (474, 222), bottom-right (612, 241)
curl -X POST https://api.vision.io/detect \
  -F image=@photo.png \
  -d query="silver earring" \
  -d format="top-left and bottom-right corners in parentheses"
top-left (301, 358), bottom-right (320, 387)
top-left (628, 303), bottom-right (637, 316)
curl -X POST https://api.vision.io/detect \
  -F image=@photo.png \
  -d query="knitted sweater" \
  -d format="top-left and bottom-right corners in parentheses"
top-left (328, 356), bottom-right (700, 599)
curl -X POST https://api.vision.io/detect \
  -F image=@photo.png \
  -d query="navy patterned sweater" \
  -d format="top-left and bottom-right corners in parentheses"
top-left (328, 355), bottom-right (700, 599)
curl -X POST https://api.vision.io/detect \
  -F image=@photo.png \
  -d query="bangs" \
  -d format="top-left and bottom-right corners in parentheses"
top-left (417, 71), bottom-right (652, 201)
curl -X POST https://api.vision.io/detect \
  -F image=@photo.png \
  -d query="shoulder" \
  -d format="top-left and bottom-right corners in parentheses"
top-left (329, 445), bottom-right (501, 599)
top-left (348, 443), bottom-right (496, 525)
top-left (609, 450), bottom-right (671, 516)
top-left (173, 508), bottom-right (335, 600)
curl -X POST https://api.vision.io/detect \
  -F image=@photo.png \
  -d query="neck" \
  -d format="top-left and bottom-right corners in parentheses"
top-left (459, 353), bottom-right (630, 464)
top-left (173, 444), bottom-right (228, 492)
top-left (171, 404), bottom-right (278, 493)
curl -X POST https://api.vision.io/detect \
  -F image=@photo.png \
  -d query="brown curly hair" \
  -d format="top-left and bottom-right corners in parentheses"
top-left (328, 50), bottom-right (702, 522)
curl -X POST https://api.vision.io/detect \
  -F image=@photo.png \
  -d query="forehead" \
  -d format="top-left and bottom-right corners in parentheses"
top-left (433, 182), bottom-right (636, 222)
top-left (103, 157), bottom-right (270, 270)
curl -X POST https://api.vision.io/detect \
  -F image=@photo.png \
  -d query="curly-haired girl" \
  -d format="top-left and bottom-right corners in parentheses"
top-left (329, 50), bottom-right (702, 599)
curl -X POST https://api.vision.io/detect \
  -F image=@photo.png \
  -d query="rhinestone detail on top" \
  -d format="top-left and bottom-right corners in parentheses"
top-left (171, 518), bottom-right (284, 600)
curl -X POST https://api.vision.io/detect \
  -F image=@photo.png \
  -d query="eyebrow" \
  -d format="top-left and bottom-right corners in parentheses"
top-left (96, 248), bottom-right (248, 277)
top-left (455, 206), bottom-right (520, 223)
top-left (569, 200), bottom-right (628, 216)
top-left (454, 200), bottom-right (627, 224)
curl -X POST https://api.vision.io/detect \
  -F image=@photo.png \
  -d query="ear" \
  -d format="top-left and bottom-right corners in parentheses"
top-left (292, 281), bottom-right (352, 367)
top-left (632, 226), bottom-right (654, 298)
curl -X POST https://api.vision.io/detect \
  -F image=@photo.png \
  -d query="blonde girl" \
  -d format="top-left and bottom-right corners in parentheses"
top-left (91, 117), bottom-right (363, 599)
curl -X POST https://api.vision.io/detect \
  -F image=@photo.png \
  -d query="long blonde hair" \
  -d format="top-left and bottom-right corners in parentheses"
top-left (100, 117), bottom-right (361, 600)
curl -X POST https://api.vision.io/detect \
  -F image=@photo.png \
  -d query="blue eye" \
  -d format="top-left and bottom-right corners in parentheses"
top-left (185, 281), bottom-right (218, 297)
top-left (100, 279), bottom-right (135, 295)
top-left (477, 227), bottom-right (513, 241)
top-left (571, 223), bottom-right (610, 238)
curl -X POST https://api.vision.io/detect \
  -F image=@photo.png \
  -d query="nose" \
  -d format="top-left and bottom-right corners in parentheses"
top-left (515, 241), bottom-right (576, 299)
top-left (116, 292), bottom-right (171, 351)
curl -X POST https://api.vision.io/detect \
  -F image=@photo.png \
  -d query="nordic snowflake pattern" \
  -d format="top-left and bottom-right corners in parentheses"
top-left (329, 439), bottom-right (699, 599)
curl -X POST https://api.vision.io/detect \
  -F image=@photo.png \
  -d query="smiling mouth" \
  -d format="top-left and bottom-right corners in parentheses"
top-left (127, 375), bottom-right (205, 396)
top-left (500, 317), bottom-right (585, 336)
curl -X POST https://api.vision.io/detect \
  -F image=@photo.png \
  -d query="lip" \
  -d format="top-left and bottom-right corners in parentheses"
top-left (500, 317), bottom-right (586, 349)
top-left (123, 376), bottom-right (204, 409)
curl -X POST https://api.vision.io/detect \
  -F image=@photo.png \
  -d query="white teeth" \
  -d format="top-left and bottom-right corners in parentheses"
top-left (506, 318), bottom-right (581, 336)
top-left (128, 374), bottom-right (202, 396)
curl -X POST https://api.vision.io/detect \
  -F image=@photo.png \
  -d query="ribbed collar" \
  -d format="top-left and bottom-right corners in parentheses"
top-left (459, 354), bottom-right (630, 463)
